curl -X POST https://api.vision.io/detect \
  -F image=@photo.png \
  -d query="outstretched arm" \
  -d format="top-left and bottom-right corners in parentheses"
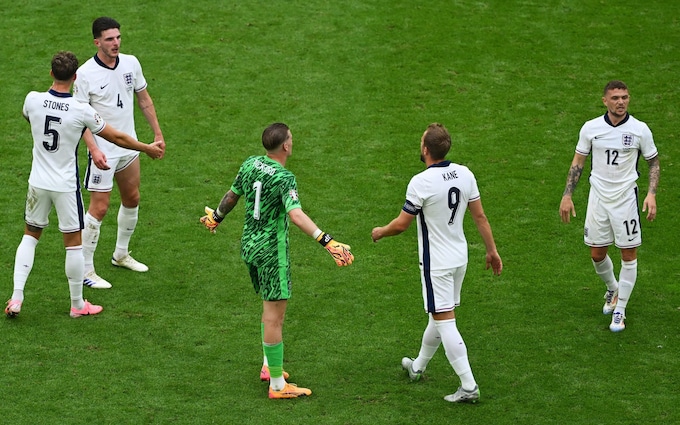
top-left (559, 153), bottom-right (587, 223)
top-left (97, 124), bottom-right (164, 159)
top-left (371, 210), bottom-right (415, 242)
top-left (289, 207), bottom-right (354, 266)
top-left (200, 190), bottom-right (241, 233)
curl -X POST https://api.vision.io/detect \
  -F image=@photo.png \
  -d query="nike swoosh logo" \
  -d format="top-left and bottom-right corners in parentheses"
top-left (594, 136), bottom-right (603, 139)
top-left (100, 84), bottom-right (109, 89)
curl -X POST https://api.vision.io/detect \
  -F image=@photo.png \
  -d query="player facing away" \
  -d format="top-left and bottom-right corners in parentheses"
top-left (371, 123), bottom-right (502, 403)
top-left (200, 123), bottom-right (354, 399)
top-left (5, 51), bottom-right (164, 319)
top-left (73, 16), bottom-right (166, 289)
top-left (560, 80), bottom-right (660, 332)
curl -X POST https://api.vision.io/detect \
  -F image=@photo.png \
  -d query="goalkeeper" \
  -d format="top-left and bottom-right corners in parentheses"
top-left (200, 123), bottom-right (353, 400)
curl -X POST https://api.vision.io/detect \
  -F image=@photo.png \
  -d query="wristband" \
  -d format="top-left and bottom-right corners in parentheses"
top-left (316, 232), bottom-right (334, 247)
top-left (312, 228), bottom-right (323, 239)
top-left (212, 209), bottom-right (225, 223)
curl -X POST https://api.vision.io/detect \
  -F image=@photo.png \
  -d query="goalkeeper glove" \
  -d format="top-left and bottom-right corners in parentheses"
top-left (200, 206), bottom-right (224, 233)
top-left (316, 232), bottom-right (354, 266)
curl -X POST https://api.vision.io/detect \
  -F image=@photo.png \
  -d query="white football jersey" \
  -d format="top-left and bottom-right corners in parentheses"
top-left (404, 161), bottom-right (480, 270)
top-left (576, 113), bottom-right (658, 202)
top-left (23, 90), bottom-right (106, 192)
top-left (73, 53), bottom-right (147, 158)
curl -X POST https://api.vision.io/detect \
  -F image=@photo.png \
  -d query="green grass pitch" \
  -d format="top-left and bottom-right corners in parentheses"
top-left (1, 1), bottom-right (679, 424)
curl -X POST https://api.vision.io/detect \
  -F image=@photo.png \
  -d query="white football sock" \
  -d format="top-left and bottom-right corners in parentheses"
top-left (114, 205), bottom-right (138, 260)
top-left (593, 255), bottom-right (618, 292)
top-left (412, 315), bottom-right (441, 372)
top-left (615, 259), bottom-right (638, 314)
top-left (82, 213), bottom-right (101, 273)
top-left (12, 235), bottom-right (39, 301)
top-left (435, 318), bottom-right (477, 391)
top-left (65, 246), bottom-right (85, 310)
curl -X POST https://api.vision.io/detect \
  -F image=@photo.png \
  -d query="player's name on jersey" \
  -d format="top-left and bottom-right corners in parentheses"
top-left (442, 170), bottom-right (458, 181)
top-left (254, 159), bottom-right (276, 176)
top-left (43, 100), bottom-right (70, 111)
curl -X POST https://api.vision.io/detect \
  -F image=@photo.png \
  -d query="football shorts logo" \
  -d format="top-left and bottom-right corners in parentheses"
top-left (93, 174), bottom-right (102, 185)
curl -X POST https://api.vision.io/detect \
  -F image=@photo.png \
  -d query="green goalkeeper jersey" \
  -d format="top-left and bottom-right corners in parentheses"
top-left (230, 155), bottom-right (301, 266)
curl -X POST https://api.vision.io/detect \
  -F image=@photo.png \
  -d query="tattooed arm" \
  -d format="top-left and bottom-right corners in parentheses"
top-left (559, 153), bottom-right (588, 223)
top-left (643, 155), bottom-right (660, 221)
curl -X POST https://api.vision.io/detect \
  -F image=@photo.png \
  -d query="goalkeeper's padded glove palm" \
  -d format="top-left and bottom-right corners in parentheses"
top-left (316, 232), bottom-right (354, 266)
top-left (200, 206), bottom-right (223, 233)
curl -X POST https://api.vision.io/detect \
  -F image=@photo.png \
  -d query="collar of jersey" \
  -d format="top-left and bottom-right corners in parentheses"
top-left (48, 89), bottom-right (72, 98)
top-left (427, 160), bottom-right (451, 169)
top-left (604, 112), bottom-right (630, 127)
top-left (94, 54), bottom-right (120, 70)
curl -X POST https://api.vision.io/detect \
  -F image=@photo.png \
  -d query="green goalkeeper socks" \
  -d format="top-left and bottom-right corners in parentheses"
top-left (263, 342), bottom-right (284, 378)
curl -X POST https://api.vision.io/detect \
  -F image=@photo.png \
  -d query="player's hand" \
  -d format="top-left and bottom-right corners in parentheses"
top-left (317, 233), bottom-right (354, 266)
top-left (155, 137), bottom-right (166, 159)
top-left (145, 141), bottom-right (165, 160)
top-left (559, 196), bottom-right (576, 223)
top-left (486, 251), bottom-right (503, 276)
top-left (91, 149), bottom-right (110, 170)
top-left (200, 206), bottom-right (222, 234)
top-left (643, 193), bottom-right (656, 221)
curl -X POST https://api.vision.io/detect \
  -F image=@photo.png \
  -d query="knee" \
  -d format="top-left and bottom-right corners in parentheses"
top-left (88, 197), bottom-right (110, 220)
top-left (120, 189), bottom-right (140, 208)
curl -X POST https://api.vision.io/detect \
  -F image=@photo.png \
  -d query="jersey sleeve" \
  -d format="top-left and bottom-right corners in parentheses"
top-left (639, 123), bottom-right (658, 160)
top-left (132, 56), bottom-right (148, 92)
top-left (82, 104), bottom-right (107, 135)
top-left (467, 169), bottom-right (481, 203)
top-left (575, 123), bottom-right (592, 156)
top-left (72, 71), bottom-right (90, 103)
top-left (403, 176), bottom-right (423, 215)
top-left (282, 175), bottom-right (302, 213)
top-left (22, 92), bottom-right (34, 121)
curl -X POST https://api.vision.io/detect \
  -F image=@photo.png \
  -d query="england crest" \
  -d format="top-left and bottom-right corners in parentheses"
top-left (622, 133), bottom-right (634, 148)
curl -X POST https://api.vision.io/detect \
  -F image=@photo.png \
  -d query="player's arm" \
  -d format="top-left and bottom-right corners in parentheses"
top-left (643, 155), bottom-right (660, 221)
top-left (96, 124), bottom-right (164, 159)
top-left (468, 199), bottom-right (503, 275)
top-left (289, 207), bottom-right (354, 266)
top-left (136, 89), bottom-right (165, 154)
top-left (559, 152), bottom-right (587, 223)
top-left (371, 210), bottom-right (415, 242)
top-left (82, 128), bottom-right (110, 170)
top-left (200, 190), bottom-right (240, 233)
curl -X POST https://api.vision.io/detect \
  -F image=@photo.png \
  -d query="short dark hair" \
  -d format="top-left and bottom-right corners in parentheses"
top-left (604, 80), bottom-right (628, 96)
top-left (262, 123), bottom-right (290, 151)
top-left (423, 123), bottom-right (451, 160)
top-left (92, 16), bottom-right (120, 38)
top-left (51, 51), bottom-right (79, 82)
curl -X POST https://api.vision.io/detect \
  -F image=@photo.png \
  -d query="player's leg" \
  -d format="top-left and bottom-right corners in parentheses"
top-left (431, 267), bottom-right (479, 402)
top-left (260, 321), bottom-right (290, 381)
top-left (262, 299), bottom-right (287, 389)
top-left (609, 191), bottom-right (642, 332)
top-left (111, 156), bottom-right (148, 271)
top-left (82, 157), bottom-right (115, 288)
top-left (584, 191), bottom-right (618, 314)
top-left (56, 192), bottom-right (102, 317)
top-left (256, 262), bottom-right (310, 398)
top-left (7, 186), bottom-right (47, 317)
top-left (403, 314), bottom-right (440, 380)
